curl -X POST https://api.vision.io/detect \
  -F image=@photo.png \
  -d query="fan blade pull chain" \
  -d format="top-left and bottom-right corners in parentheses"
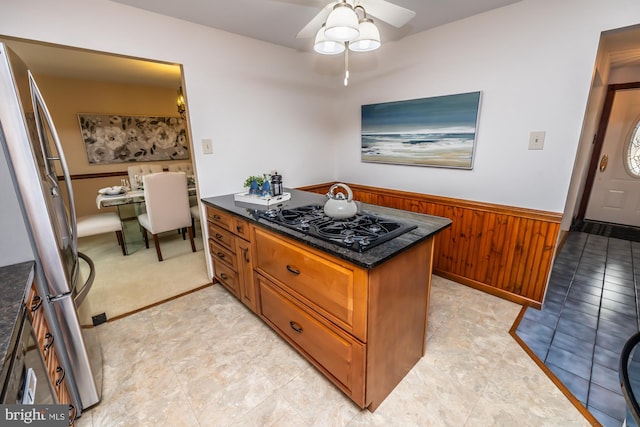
top-left (344, 42), bottom-right (349, 86)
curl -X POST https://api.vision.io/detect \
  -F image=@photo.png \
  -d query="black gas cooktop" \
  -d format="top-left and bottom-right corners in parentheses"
top-left (259, 204), bottom-right (417, 252)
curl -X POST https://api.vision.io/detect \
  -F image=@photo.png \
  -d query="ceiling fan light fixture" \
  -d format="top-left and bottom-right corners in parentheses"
top-left (349, 18), bottom-right (381, 52)
top-left (324, 2), bottom-right (360, 42)
top-left (314, 24), bottom-right (346, 55)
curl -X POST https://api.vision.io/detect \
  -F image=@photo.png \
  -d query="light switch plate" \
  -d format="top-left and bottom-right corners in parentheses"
top-left (528, 131), bottom-right (545, 150)
top-left (202, 138), bottom-right (213, 155)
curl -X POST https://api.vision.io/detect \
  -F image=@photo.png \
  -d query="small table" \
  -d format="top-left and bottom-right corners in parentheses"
top-left (96, 187), bottom-right (196, 254)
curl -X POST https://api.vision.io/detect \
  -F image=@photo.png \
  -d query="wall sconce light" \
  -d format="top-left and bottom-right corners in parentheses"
top-left (177, 86), bottom-right (186, 118)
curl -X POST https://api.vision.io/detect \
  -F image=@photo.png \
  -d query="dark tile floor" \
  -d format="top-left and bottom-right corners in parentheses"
top-left (516, 231), bottom-right (640, 427)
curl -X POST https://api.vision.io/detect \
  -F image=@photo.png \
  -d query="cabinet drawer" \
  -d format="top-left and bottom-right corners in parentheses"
top-left (209, 240), bottom-right (237, 271)
top-left (254, 228), bottom-right (366, 338)
top-left (258, 276), bottom-right (365, 405)
top-left (206, 206), bottom-right (234, 231)
top-left (212, 257), bottom-right (240, 298)
top-left (208, 223), bottom-right (235, 252)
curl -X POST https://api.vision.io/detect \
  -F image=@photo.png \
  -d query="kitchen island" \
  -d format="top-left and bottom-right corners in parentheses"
top-left (201, 189), bottom-right (451, 410)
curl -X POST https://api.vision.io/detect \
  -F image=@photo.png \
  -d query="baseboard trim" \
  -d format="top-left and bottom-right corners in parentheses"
top-left (106, 282), bottom-right (214, 323)
top-left (435, 270), bottom-right (542, 309)
top-left (509, 307), bottom-right (601, 426)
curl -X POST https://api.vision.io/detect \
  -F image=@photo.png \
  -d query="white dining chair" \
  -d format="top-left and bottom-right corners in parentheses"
top-left (167, 162), bottom-right (193, 176)
top-left (190, 204), bottom-right (201, 235)
top-left (77, 212), bottom-right (126, 256)
top-left (137, 172), bottom-right (195, 261)
top-left (169, 163), bottom-right (197, 208)
top-left (127, 164), bottom-right (162, 216)
top-left (127, 164), bottom-right (163, 190)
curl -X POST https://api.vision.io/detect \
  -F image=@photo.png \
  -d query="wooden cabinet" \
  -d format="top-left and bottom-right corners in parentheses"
top-left (206, 203), bottom-right (436, 411)
top-left (206, 206), bottom-right (257, 312)
top-left (258, 275), bottom-right (365, 404)
top-left (253, 226), bottom-right (435, 411)
top-left (254, 228), bottom-right (367, 341)
top-left (26, 282), bottom-right (77, 424)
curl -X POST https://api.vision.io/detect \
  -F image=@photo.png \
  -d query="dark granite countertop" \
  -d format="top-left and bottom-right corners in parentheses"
top-left (202, 188), bottom-right (451, 269)
top-left (0, 261), bottom-right (33, 386)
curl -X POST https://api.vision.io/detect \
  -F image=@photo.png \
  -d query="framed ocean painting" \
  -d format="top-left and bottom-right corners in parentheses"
top-left (361, 91), bottom-right (481, 169)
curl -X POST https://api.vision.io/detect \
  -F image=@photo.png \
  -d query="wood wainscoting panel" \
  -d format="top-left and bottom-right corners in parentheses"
top-left (299, 183), bottom-right (562, 307)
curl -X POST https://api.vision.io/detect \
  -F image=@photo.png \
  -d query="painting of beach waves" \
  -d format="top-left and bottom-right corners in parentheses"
top-left (361, 91), bottom-right (481, 169)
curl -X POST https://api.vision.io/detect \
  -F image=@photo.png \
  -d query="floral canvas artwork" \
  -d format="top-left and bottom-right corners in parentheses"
top-left (78, 114), bottom-right (189, 164)
top-left (361, 91), bottom-right (481, 169)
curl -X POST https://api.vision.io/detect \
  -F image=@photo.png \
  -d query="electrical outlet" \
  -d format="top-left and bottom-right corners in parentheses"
top-left (202, 138), bottom-right (213, 154)
top-left (92, 313), bottom-right (107, 326)
top-left (528, 131), bottom-right (545, 150)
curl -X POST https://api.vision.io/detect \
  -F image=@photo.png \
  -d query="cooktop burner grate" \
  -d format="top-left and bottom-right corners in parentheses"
top-left (259, 204), bottom-right (417, 252)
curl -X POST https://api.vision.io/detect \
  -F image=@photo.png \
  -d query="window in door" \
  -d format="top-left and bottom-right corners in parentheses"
top-left (626, 119), bottom-right (640, 177)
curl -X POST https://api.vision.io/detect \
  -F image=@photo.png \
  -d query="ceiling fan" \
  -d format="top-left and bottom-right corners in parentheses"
top-left (295, 0), bottom-right (415, 85)
top-left (296, 0), bottom-right (416, 40)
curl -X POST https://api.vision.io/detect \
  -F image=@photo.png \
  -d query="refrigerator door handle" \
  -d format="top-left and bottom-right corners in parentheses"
top-left (74, 252), bottom-right (95, 307)
top-left (28, 72), bottom-right (78, 254)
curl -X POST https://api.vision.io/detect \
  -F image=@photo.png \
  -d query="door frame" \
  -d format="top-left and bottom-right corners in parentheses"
top-left (575, 81), bottom-right (640, 224)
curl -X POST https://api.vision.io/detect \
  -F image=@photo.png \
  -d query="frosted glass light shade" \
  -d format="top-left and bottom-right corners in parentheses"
top-left (324, 3), bottom-right (359, 42)
top-left (314, 25), bottom-right (345, 55)
top-left (349, 19), bottom-right (381, 52)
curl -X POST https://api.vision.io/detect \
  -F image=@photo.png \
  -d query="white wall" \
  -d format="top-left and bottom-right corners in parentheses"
top-left (0, 0), bottom-right (341, 201)
top-left (340, 0), bottom-right (640, 213)
top-left (2, 0), bottom-right (640, 217)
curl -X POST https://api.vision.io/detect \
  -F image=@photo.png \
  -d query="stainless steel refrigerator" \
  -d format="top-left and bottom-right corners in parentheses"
top-left (0, 42), bottom-right (102, 415)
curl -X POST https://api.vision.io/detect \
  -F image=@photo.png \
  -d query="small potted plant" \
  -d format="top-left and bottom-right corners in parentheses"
top-left (244, 175), bottom-right (264, 195)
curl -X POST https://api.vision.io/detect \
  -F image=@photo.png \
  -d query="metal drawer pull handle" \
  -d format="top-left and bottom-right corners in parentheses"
top-left (68, 404), bottom-right (76, 425)
top-left (217, 252), bottom-right (225, 259)
top-left (289, 321), bottom-right (303, 333)
top-left (220, 273), bottom-right (228, 280)
top-left (31, 295), bottom-right (42, 312)
top-left (215, 233), bottom-right (223, 240)
top-left (286, 265), bottom-right (300, 275)
top-left (44, 332), bottom-right (54, 350)
top-left (213, 214), bottom-right (221, 220)
top-left (243, 247), bottom-right (250, 263)
top-left (55, 366), bottom-right (65, 386)
top-left (236, 225), bottom-right (243, 233)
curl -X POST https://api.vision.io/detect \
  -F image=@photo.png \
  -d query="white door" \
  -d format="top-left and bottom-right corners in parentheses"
top-left (585, 88), bottom-right (640, 226)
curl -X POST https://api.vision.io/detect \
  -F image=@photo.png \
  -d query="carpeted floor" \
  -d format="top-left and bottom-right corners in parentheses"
top-left (77, 227), bottom-right (210, 326)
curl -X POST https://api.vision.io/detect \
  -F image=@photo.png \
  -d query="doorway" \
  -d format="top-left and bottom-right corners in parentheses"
top-left (0, 36), bottom-right (208, 323)
top-left (568, 23), bottom-right (640, 235)
top-left (581, 85), bottom-right (640, 228)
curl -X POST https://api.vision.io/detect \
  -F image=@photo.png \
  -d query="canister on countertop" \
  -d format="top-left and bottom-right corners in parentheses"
top-left (271, 172), bottom-right (283, 196)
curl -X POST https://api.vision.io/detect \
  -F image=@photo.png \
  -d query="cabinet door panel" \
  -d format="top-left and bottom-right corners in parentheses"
top-left (259, 276), bottom-right (365, 406)
top-left (233, 217), bottom-right (250, 240)
top-left (236, 238), bottom-right (257, 313)
top-left (254, 228), bottom-right (366, 338)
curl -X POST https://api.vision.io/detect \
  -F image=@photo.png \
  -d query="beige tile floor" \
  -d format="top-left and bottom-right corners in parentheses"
top-left (77, 275), bottom-right (591, 427)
